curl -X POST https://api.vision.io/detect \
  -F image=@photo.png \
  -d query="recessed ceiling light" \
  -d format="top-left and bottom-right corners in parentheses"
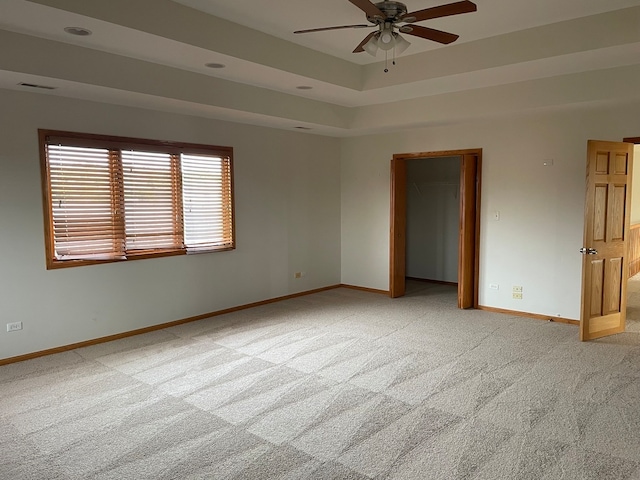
top-left (296, 86), bottom-right (313, 90)
top-left (205, 63), bottom-right (226, 69)
top-left (64, 27), bottom-right (92, 36)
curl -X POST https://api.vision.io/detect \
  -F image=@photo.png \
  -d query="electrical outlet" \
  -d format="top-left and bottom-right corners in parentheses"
top-left (512, 286), bottom-right (523, 293)
top-left (7, 321), bottom-right (22, 332)
top-left (294, 272), bottom-right (302, 279)
top-left (512, 293), bottom-right (523, 300)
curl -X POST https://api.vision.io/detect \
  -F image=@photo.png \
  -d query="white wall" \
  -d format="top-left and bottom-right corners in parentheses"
top-left (4, 89), bottom-right (640, 361)
top-left (0, 90), bottom-right (341, 360)
top-left (406, 157), bottom-right (460, 282)
top-left (341, 104), bottom-right (640, 320)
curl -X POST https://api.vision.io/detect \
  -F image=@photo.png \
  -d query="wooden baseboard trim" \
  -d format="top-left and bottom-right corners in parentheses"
top-left (340, 284), bottom-right (390, 295)
top-left (477, 305), bottom-right (579, 325)
top-left (406, 277), bottom-right (458, 287)
top-left (0, 285), bottom-right (342, 366)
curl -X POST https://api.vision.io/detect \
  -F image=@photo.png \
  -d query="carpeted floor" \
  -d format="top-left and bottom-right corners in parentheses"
top-left (2, 280), bottom-right (640, 479)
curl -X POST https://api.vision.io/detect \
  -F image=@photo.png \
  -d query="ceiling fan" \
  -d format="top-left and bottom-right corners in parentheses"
top-left (294, 0), bottom-right (477, 59)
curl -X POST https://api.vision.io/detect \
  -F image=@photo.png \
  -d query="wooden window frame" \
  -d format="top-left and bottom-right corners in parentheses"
top-left (39, 130), bottom-right (235, 269)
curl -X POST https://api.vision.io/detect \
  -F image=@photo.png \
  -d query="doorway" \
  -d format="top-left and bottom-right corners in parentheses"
top-left (623, 139), bottom-right (640, 334)
top-left (390, 149), bottom-right (482, 308)
top-left (405, 156), bottom-right (460, 285)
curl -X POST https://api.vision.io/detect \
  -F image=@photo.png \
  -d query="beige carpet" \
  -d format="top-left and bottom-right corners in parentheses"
top-left (2, 281), bottom-right (640, 479)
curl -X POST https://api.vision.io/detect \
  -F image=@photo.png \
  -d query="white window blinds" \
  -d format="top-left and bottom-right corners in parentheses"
top-left (182, 154), bottom-right (233, 251)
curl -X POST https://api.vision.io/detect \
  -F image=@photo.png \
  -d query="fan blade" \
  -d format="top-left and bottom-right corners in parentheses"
top-left (353, 31), bottom-right (377, 53)
top-left (400, 25), bottom-right (459, 44)
top-left (294, 24), bottom-right (372, 34)
top-left (401, 0), bottom-right (477, 23)
top-left (348, 0), bottom-right (385, 20)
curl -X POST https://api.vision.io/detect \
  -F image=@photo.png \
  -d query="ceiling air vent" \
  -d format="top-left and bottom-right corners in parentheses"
top-left (64, 27), bottom-right (92, 36)
top-left (18, 82), bottom-right (57, 90)
top-left (294, 126), bottom-right (312, 130)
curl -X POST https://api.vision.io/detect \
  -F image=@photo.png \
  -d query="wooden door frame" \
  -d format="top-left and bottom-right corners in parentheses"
top-left (390, 149), bottom-right (482, 307)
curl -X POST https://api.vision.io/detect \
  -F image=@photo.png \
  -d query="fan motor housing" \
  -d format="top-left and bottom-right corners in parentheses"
top-left (368, 1), bottom-right (408, 23)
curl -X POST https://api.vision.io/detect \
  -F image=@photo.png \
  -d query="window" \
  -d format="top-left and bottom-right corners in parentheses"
top-left (39, 130), bottom-right (234, 269)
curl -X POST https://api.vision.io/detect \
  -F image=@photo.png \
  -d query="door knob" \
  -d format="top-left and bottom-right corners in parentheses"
top-left (579, 247), bottom-right (598, 255)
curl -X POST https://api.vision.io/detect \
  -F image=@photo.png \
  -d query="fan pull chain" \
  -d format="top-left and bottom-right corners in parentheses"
top-left (383, 43), bottom-right (399, 73)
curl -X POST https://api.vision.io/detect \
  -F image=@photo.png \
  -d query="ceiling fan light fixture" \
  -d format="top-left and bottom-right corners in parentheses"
top-left (380, 31), bottom-right (393, 44)
top-left (363, 34), bottom-right (380, 56)
top-left (394, 33), bottom-right (411, 55)
top-left (378, 27), bottom-right (396, 51)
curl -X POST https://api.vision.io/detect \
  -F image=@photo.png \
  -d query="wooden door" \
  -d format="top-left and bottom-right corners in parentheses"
top-left (390, 157), bottom-right (406, 298)
top-left (580, 140), bottom-right (634, 341)
top-left (458, 154), bottom-right (477, 308)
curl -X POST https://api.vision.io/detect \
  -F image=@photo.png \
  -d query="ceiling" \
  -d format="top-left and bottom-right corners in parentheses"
top-left (2, 0), bottom-right (640, 136)
top-left (173, 0), bottom-right (640, 63)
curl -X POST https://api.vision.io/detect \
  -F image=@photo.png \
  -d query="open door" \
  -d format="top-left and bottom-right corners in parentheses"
top-left (390, 157), bottom-right (406, 298)
top-left (580, 140), bottom-right (634, 341)
top-left (458, 154), bottom-right (477, 308)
